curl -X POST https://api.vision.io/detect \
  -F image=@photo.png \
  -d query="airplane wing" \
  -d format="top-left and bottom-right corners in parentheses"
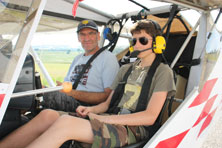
top-left (3, 0), bottom-right (220, 35)
top-left (162, 0), bottom-right (222, 11)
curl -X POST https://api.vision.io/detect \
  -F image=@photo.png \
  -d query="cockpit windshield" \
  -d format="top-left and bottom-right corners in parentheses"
top-left (0, 0), bottom-right (32, 83)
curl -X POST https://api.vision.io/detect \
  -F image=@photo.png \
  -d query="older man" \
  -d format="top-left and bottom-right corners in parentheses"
top-left (43, 20), bottom-right (119, 112)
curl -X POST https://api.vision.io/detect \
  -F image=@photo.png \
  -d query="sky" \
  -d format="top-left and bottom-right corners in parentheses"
top-left (32, 28), bottom-right (80, 48)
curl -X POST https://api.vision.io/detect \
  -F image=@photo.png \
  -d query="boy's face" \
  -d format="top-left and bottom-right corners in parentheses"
top-left (132, 30), bottom-right (153, 58)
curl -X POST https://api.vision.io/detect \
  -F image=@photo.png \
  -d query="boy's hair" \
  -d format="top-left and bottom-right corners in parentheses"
top-left (130, 20), bottom-right (162, 37)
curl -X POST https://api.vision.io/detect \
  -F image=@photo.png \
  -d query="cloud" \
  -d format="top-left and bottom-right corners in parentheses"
top-left (31, 29), bottom-right (81, 48)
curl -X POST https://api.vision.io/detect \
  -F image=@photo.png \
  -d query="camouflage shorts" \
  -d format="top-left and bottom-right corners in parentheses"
top-left (89, 117), bottom-right (149, 148)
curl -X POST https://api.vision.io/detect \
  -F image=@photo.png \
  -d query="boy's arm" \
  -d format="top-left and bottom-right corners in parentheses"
top-left (89, 91), bottom-right (167, 126)
top-left (76, 91), bottom-right (114, 117)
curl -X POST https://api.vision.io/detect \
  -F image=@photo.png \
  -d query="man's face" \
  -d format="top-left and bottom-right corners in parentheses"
top-left (78, 28), bottom-right (100, 54)
top-left (132, 30), bottom-right (153, 58)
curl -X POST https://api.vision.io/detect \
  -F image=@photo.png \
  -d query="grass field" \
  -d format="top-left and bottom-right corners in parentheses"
top-left (34, 46), bottom-right (125, 86)
top-left (36, 63), bottom-right (70, 86)
top-left (35, 50), bottom-right (83, 86)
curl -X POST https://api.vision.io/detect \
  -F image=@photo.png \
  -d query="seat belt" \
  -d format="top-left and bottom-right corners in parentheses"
top-left (108, 65), bottom-right (133, 113)
top-left (135, 55), bottom-right (162, 112)
top-left (72, 42), bottom-right (112, 89)
top-left (108, 55), bottom-right (162, 113)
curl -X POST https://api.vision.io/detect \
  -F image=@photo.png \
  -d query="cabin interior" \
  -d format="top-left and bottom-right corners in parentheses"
top-left (1, 0), bottom-right (220, 147)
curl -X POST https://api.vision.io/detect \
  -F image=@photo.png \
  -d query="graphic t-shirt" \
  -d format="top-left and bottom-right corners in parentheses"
top-left (110, 60), bottom-right (176, 112)
top-left (64, 50), bottom-right (119, 92)
top-left (70, 64), bottom-right (92, 86)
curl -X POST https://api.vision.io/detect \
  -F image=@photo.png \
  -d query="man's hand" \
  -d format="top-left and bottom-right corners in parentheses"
top-left (56, 81), bottom-right (62, 86)
top-left (59, 82), bottom-right (72, 94)
top-left (76, 106), bottom-right (93, 118)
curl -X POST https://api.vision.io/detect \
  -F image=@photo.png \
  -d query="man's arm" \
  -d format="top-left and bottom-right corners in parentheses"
top-left (61, 87), bottom-right (112, 104)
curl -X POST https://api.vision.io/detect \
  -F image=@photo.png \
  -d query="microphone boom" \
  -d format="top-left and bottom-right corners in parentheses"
top-left (130, 47), bottom-right (153, 57)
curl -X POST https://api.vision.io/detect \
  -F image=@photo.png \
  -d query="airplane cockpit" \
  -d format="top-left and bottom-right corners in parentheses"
top-left (0, 0), bottom-right (222, 147)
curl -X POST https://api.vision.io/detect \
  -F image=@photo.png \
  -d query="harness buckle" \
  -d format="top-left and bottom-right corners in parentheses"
top-left (118, 108), bottom-right (131, 115)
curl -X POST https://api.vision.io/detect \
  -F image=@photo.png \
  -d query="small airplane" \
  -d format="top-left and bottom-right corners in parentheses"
top-left (0, 0), bottom-right (222, 147)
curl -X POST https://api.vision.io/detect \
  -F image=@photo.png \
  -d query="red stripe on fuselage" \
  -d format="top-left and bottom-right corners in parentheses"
top-left (193, 94), bottom-right (218, 127)
top-left (198, 108), bottom-right (217, 137)
top-left (155, 130), bottom-right (190, 148)
top-left (0, 94), bottom-right (5, 108)
top-left (189, 78), bottom-right (217, 108)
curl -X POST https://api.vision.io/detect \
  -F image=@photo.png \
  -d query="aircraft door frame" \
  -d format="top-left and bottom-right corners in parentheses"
top-left (185, 12), bottom-right (209, 97)
top-left (0, 0), bottom-right (47, 124)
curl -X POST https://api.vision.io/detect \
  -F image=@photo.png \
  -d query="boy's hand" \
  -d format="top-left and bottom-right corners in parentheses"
top-left (88, 113), bottom-right (109, 123)
top-left (76, 106), bottom-right (93, 118)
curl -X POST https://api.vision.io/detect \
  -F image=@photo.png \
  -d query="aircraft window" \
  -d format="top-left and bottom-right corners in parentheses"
top-left (0, 39), bottom-right (13, 82)
top-left (110, 37), bottom-right (130, 55)
top-left (0, 0), bottom-right (33, 83)
top-left (31, 28), bottom-right (85, 87)
top-left (199, 28), bottom-right (222, 90)
top-left (32, 30), bottom-right (130, 86)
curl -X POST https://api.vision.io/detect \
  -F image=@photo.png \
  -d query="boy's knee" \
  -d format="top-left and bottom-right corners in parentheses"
top-left (56, 114), bottom-right (77, 126)
top-left (59, 114), bottom-right (72, 121)
top-left (39, 109), bottom-right (60, 122)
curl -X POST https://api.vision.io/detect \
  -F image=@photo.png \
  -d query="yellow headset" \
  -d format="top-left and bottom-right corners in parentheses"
top-left (150, 20), bottom-right (166, 54)
top-left (153, 35), bottom-right (166, 54)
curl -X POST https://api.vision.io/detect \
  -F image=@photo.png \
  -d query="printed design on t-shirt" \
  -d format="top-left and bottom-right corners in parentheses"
top-left (136, 70), bottom-right (147, 84)
top-left (70, 64), bottom-right (92, 85)
top-left (123, 83), bottom-right (142, 109)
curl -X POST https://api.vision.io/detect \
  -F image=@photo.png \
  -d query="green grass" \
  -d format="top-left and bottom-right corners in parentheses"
top-left (35, 63), bottom-right (70, 86)
top-left (35, 50), bottom-right (83, 86)
top-left (206, 52), bottom-right (219, 61)
top-left (36, 50), bottom-right (81, 63)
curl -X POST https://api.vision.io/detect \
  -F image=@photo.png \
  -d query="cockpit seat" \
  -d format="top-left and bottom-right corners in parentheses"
top-left (0, 54), bottom-right (35, 139)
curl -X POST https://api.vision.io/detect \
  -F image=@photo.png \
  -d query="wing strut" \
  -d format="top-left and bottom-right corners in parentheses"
top-left (72, 0), bottom-right (84, 17)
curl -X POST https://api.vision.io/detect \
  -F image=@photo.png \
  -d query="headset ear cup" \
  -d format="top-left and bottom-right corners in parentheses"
top-left (104, 28), bottom-right (117, 42)
top-left (103, 28), bottom-right (112, 40)
top-left (153, 36), bottom-right (166, 54)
